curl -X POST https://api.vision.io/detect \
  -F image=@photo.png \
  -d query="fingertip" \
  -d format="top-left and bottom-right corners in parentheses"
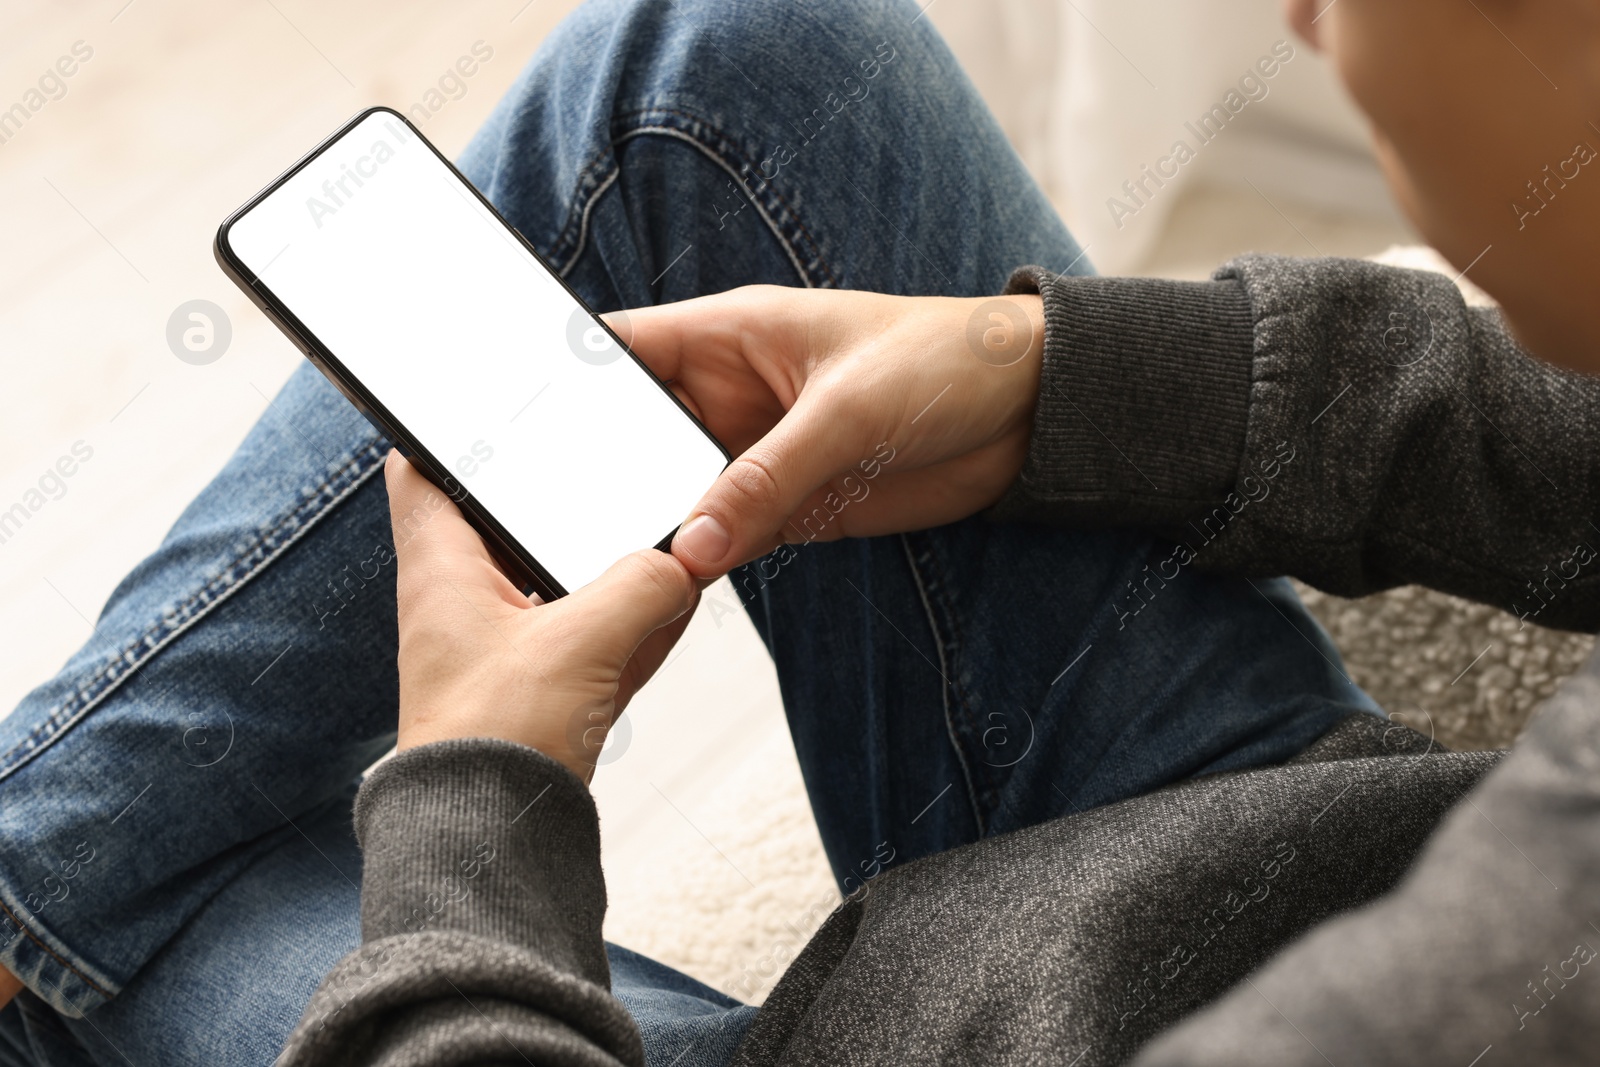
top-left (673, 513), bottom-right (732, 570)
top-left (384, 449), bottom-right (407, 504)
top-left (385, 448), bottom-right (422, 492)
top-left (384, 449), bottom-right (433, 517)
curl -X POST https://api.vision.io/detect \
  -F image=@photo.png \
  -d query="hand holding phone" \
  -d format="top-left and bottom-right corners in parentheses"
top-left (216, 108), bottom-right (729, 600)
top-left (622, 286), bottom-right (1046, 577)
top-left (384, 452), bottom-right (695, 782)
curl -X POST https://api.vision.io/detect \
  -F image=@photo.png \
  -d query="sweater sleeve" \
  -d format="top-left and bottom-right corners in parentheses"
top-left (994, 256), bottom-right (1600, 632)
top-left (276, 739), bottom-right (644, 1067)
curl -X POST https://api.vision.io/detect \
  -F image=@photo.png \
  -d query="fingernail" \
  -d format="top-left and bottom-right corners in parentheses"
top-left (675, 513), bottom-right (730, 565)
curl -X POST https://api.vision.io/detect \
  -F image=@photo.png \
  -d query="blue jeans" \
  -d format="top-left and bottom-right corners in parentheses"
top-left (0, 1), bottom-right (1377, 1063)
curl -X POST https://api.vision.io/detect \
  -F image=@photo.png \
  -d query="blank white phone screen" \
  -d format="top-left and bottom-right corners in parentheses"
top-left (225, 110), bottom-right (726, 592)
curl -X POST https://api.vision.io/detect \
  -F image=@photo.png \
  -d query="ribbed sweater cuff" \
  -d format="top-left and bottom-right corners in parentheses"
top-left (353, 738), bottom-right (611, 986)
top-left (992, 266), bottom-right (1256, 528)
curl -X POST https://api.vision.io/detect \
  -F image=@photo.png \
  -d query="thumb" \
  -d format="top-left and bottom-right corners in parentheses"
top-left (385, 450), bottom-right (478, 567)
top-left (672, 391), bottom-right (865, 576)
top-left (556, 549), bottom-right (696, 654)
top-left (386, 450), bottom-right (521, 611)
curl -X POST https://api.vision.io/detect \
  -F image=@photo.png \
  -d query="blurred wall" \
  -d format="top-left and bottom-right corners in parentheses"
top-left (929, 0), bottom-right (1401, 273)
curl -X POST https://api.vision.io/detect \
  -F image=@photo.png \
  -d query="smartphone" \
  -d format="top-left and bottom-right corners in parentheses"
top-left (215, 107), bottom-right (729, 600)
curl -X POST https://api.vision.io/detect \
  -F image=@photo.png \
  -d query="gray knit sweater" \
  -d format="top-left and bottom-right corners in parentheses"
top-left (279, 255), bottom-right (1600, 1066)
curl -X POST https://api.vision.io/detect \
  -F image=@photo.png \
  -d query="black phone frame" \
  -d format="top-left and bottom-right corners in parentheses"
top-left (214, 106), bottom-right (730, 602)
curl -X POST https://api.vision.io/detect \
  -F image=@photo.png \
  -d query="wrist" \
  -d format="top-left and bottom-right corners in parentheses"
top-left (959, 293), bottom-right (1045, 495)
top-left (399, 723), bottom-right (601, 785)
top-left (958, 293), bottom-right (1045, 423)
top-left (396, 684), bottom-right (608, 785)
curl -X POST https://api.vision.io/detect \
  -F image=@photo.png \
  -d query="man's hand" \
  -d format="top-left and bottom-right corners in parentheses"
top-left (619, 286), bottom-right (1046, 578)
top-left (386, 452), bottom-right (696, 783)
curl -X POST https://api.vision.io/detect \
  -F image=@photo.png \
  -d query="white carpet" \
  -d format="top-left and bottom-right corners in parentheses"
top-left (603, 727), bottom-right (838, 1004)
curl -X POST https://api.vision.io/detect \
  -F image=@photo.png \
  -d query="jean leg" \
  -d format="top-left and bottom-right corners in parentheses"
top-left (0, 997), bottom-right (94, 1067)
top-left (493, 0), bottom-right (1381, 882)
top-left (5, 802), bottom-right (752, 1067)
top-left (61, 794), bottom-right (362, 1066)
top-left (454, 0), bottom-right (1076, 305)
top-left (463, 0), bottom-right (1376, 887)
top-left (452, 0), bottom-right (1123, 891)
top-left (0, 365), bottom-right (394, 1018)
top-left (741, 524), bottom-right (1378, 889)
top-left (0, 792), bottom-right (359, 1067)
top-left (606, 947), bottom-right (758, 1067)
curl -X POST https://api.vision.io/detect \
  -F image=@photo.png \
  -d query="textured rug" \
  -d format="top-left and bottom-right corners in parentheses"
top-left (1294, 582), bottom-right (1594, 751)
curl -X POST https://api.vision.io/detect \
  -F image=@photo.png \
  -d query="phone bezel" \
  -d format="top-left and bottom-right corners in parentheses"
top-left (213, 105), bottom-right (730, 602)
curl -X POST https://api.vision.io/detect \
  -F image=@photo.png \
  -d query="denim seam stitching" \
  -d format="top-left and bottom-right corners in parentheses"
top-left (616, 124), bottom-right (823, 289)
top-left (0, 439), bottom-right (388, 783)
top-left (613, 125), bottom-right (815, 288)
top-left (907, 533), bottom-right (1005, 812)
top-left (0, 895), bottom-right (113, 1000)
top-left (557, 166), bottom-right (621, 277)
top-left (544, 138), bottom-right (622, 271)
top-left (898, 532), bottom-right (986, 836)
top-left (611, 105), bottom-right (841, 287)
top-left (546, 105), bottom-right (838, 289)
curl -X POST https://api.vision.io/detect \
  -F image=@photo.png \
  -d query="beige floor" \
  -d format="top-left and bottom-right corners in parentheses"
top-left (0, 1), bottom-right (1419, 1002)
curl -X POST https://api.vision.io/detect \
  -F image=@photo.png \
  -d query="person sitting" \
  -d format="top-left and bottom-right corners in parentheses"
top-left (2, 1), bottom-right (1598, 1064)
